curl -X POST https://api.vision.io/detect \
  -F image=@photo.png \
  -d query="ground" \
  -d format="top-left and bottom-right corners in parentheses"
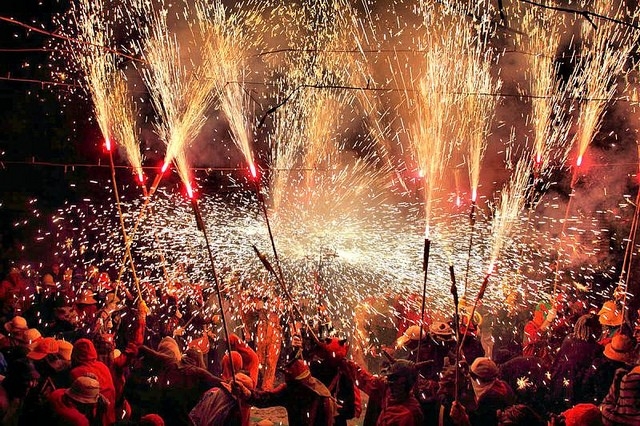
top-left (249, 393), bottom-right (369, 425)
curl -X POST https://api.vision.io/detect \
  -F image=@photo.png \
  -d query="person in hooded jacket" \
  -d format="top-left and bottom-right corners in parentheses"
top-left (136, 336), bottom-right (221, 426)
top-left (48, 374), bottom-right (109, 426)
top-left (69, 338), bottom-right (116, 425)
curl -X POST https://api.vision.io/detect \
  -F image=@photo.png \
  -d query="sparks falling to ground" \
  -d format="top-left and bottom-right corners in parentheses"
top-left (13, 0), bottom-right (636, 343)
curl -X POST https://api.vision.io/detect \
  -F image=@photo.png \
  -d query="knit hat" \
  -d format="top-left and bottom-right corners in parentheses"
top-left (604, 334), bottom-right (636, 364)
top-left (283, 359), bottom-right (311, 381)
top-left (470, 357), bottom-right (499, 380)
top-left (65, 374), bottom-right (101, 404)
top-left (71, 338), bottom-right (98, 364)
top-left (4, 316), bottom-right (28, 334)
top-left (562, 403), bottom-right (603, 426)
top-left (57, 339), bottom-right (73, 361)
top-left (598, 301), bottom-right (623, 327)
top-left (27, 337), bottom-right (60, 361)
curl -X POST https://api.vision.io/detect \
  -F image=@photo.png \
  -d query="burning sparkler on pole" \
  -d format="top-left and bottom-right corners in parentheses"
top-left (551, 1), bottom-right (638, 300)
top-left (416, 236), bottom-right (430, 362)
top-left (188, 186), bottom-right (236, 381)
top-left (67, 0), bottom-right (143, 298)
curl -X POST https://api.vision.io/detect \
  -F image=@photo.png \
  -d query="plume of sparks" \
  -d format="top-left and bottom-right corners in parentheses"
top-left (569, 1), bottom-right (639, 166)
top-left (487, 157), bottom-right (533, 274)
top-left (402, 12), bottom-right (464, 237)
top-left (518, 6), bottom-right (572, 175)
top-left (67, 0), bottom-right (117, 151)
top-left (267, 1), bottom-right (384, 218)
top-left (196, 0), bottom-right (262, 176)
top-left (108, 71), bottom-right (145, 184)
top-left (458, 14), bottom-right (502, 204)
top-left (135, 1), bottom-right (217, 190)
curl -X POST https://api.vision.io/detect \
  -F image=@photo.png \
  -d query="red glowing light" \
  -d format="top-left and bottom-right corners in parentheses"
top-left (456, 195), bottom-right (461, 207)
top-left (249, 163), bottom-right (257, 179)
top-left (186, 183), bottom-right (194, 199)
top-left (137, 170), bottom-right (145, 184)
top-left (487, 262), bottom-right (495, 275)
top-left (576, 155), bottom-right (583, 167)
top-left (418, 169), bottom-right (425, 178)
top-left (535, 153), bottom-right (541, 165)
top-left (105, 138), bottom-right (112, 152)
top-left (471, 188), bottom-right (477, 203)
top-left (161, 162), bottom-right (169, 173)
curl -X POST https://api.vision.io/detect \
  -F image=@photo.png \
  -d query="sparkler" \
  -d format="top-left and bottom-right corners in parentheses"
top-left (449, 263), bottom-right (463, 403)
top-left (551, 2), bottom-right (638, 299)
top-left (189, 190), bottom-right (236, 381)
top-left (66, 0), bottom-right (142, 297)
top-left (416, 237), bottom-right (430, 362)
top-left (569, 2), bottom-right (638, 165)
top-left (511, 2), bottom-right (571, 176)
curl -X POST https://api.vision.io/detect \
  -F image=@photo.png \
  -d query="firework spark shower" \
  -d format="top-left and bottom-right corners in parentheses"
top-left (4, 0), bottom-right (640, 331)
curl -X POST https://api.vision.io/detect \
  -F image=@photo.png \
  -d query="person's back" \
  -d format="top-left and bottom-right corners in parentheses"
top-left (600, 365), bottom-right (640, 425)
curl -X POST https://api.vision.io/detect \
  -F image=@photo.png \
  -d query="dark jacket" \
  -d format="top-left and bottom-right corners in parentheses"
top-left (138, 337), bottom-right (221, 426)
top-left (248, 376), bottom-right (337, 426)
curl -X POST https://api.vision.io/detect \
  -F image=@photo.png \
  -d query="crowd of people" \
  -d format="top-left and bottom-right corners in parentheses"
top-left (0, 260), bottom-right (639, 425)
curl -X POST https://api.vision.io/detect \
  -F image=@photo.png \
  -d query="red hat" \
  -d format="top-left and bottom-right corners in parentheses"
top-left (28, 337), bottom-right (60, 361)
top-left (284, 359), bottom-right (310, 381)
top-left (562, 403), bottom-right (603, 426)
top-left (604, 334), bottom-right (636, 364)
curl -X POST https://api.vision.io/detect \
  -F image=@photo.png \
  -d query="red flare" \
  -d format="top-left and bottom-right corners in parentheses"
top-left (161, 161), bottom-right (170, 173)
top-left (137, 170), bottom-right (145, 185)
top-left (455, 195), bottom-right (461, 207)
top-left (185, 182), bottom-right (194, 199)
top-left (249, 163), bottom-right (258, 179)
top-left (418, 169), bottom-right (425, 178)
top-left (576, 155), bottom-right (583, 167)
top-left (105, 138), bottom-right (112, 152)
top-left (471, 188), bottom-right (477, 203)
